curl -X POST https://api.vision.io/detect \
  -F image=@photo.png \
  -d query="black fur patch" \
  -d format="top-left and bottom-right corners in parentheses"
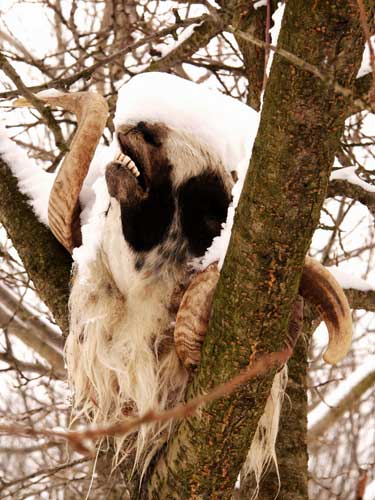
top-left (112, 122), bottom-right (175, 253)
top-left (112, 122), bottom-right (230, 261)
top-left (178, 171), bottom-right (230, 257)
top-left (120, 169), bottom-right (175, 253)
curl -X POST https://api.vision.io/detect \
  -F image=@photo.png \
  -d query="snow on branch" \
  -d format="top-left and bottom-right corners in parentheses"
top-left (328, 168), bottom-right (375, 218)
top-left (330, 167), bottom-right (375, 193)
top-left (328, 266), bottom-right (375, 292)
top-left (0, 124), bottom-right (55, 224)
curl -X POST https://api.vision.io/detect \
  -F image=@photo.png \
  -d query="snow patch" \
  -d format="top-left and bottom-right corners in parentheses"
top-left (114, 72), bottom-right (258, 176)
top-left (357, 35), bottom-right (375, 78)
top-left (364, 480), bottom-right (375, 500)
top-left (36, 88), bottom-right (65, 98)
top-left (253, 0), bottom-right (267, 9)
top-left (328, 266), bottom-right (375, 292)
top-left (0, 122), bottom-right (55, 224)
top-left (331, 166), bottom-right (375, 193)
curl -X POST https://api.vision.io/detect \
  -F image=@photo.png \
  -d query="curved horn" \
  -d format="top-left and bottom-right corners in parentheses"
top-left (300, 256), bottom-right (352, 364)
top-left (15, 92), bottom-right (108, 252)
top-left (174, 263), bottom-right (220, 368)
top-left (174, 258), bottom-right (352, 368)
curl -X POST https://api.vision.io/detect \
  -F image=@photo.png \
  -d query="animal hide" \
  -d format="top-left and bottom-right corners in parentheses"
top-left (65, 121), bottom-right (234, 470)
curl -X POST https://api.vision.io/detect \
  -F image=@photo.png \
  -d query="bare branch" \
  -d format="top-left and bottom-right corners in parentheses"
top-left (0, 53), bottom-right (67, 152)
top-left (0, 458), bottom-right (89, 493)
top-left (0, 352), bottom-right (63, 379)
top-left (0, 284), bottom-right (65, 375)
top-left (230, 27), bottom-right (374, 113)
top-left (346, 288), bottom-right (375, 312)
top-left (0, 347), bottom-right (291, 455)
top-left (0, 283), bottom-right (63, 351)
top-left (309, 369), bottom-right (375, 442)
top-left (0, 15), bottom-right (208, 100)
top-left (0, 442), bottom-right (61, 454)
top-left (327, 179), bottom-right (375, 218)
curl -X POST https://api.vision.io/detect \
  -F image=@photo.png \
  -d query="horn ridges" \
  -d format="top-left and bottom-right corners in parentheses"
top-left (16, 91), bottom-right (109, 252)
top-left (300, 256), bottom-right (352, 364)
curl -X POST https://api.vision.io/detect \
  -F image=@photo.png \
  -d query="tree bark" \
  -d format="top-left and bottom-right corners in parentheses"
top-left (147, 1), bottom-right (370, 498)
top-left (239, 320), bottom-right (311, 500)
top-left (0, 157), bottom-right (71, 335)
top-left (234, 0), bottom-right (279, 111)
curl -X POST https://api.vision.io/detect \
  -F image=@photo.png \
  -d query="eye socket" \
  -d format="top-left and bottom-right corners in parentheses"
top-left (204, 215), bottom-right (223, 236)
top-left (178, 171), bottom-right (230, 257)
top-left (136, 121), bottom-right (162, 147)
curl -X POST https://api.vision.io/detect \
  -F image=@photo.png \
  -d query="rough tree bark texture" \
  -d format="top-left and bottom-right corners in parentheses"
top-left (0, 158), bottom-right (71, 334)
top-left (233, 0), bottom-right (279, 111)
top-left (147, 2), bottom-right (369, 498)
top-left (238, 322), bottom-right (311, 500)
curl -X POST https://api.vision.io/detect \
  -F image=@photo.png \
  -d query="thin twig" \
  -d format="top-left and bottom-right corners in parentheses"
top-left (0, 347), bottom-right (291, 456)
top-left (0, 53), bottom-right (67, 152)
top-left (0, 458), bottom-right (88, 492)
top-left (0, 15), bottom-right (208, 100)
top-left (230, 27), bottom-right (373, 112)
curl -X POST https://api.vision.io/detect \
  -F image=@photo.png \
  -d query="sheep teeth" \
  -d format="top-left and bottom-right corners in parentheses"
top-left (114, 152), bottom-right (140, 177)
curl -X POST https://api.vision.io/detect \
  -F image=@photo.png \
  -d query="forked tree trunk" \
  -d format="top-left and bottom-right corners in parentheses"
top-left (146, 1), bottom-right (371, 498)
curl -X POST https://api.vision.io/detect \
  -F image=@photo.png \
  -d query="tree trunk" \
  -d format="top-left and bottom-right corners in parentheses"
top-left (239, 319), bottom-right (311, 500)
top-left (147, 1), bottom-right (370, 498)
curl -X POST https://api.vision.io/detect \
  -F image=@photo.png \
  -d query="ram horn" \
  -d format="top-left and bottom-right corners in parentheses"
top-left (174, 263), bottom-right (220, 368)
top-left (174, 257), bottom-right (352, 368)
top-left (300, 256), bottom-right (352, 364)
top-left (14, 92), bottom-right (109, 252)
